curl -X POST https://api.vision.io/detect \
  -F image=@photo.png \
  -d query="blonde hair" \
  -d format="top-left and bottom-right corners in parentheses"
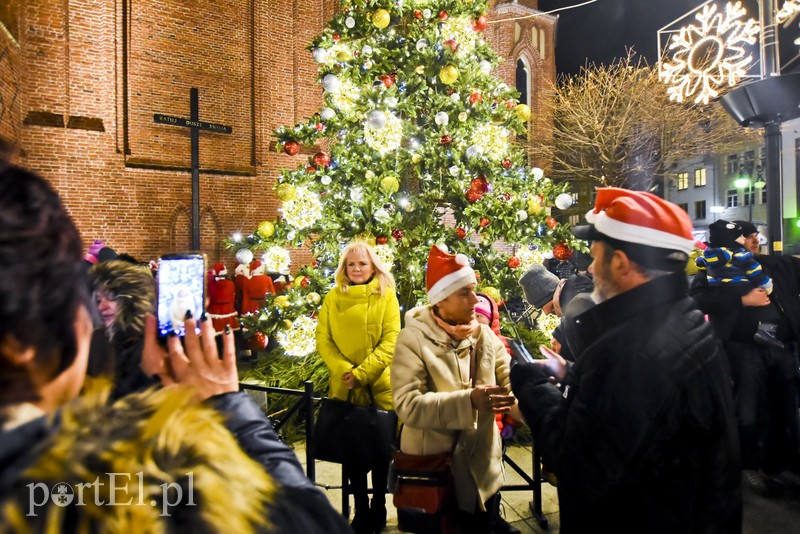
top-left (334, 241), bottom-right (395, 295)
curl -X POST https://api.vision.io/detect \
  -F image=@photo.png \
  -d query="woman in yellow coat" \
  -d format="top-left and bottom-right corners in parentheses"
top-left (316, 241), bottom-right (401, 534)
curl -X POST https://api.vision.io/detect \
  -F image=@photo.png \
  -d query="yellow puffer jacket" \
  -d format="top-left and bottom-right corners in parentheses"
top-left (315, 278), bottom-right (401, 409)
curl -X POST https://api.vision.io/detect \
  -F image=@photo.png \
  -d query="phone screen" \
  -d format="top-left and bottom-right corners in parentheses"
top-left (157, 253), bottom-right (206, 337)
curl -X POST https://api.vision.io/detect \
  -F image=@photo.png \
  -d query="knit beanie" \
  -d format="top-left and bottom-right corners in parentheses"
top-left (518, 263), bottom-right (560, 309)
top-left (707, 220), bottom-right (745, 249)
top-left (732, 220), bottom-right (758, 238)
top-left (426, 245), bottom-right (476, 305)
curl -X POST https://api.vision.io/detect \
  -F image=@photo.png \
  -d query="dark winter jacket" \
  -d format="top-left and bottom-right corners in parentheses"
top-left (511, 273), bottom-right (741, 533)
top-left (690, 254), bottom-right (800, 344)
top-left (0, 387), bottom-right (350, 533)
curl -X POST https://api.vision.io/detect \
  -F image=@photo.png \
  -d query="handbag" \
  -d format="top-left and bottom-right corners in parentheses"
top-left (312, 386), bottom-right (398, 465)
top-left (390, 428), bottom-right (459, 534)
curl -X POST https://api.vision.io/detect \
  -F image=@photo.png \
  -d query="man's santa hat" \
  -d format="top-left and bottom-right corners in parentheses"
top-left (573, 188), bottom-right (694, 269)
top-left (426, 245), bottom-right (476, 305)
top-left (249, 260), bottom-right (265, 276)
top-left (212, 263), bottom-right (228, 277)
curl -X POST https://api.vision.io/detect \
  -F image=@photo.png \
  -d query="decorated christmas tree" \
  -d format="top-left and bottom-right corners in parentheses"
top-left (227, 0), bottom-right (576, 362)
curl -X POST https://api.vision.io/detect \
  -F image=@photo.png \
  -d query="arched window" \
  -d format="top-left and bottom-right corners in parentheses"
top-left (516, 58), bottom-right (530, 108)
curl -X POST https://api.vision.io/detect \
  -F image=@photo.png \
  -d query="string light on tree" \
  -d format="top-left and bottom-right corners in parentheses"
top-left (659, 1), bottom-right (759, 105)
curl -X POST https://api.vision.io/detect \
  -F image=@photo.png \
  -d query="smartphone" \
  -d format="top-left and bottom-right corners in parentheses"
top-left (156, 253), bottom-right (206, 337)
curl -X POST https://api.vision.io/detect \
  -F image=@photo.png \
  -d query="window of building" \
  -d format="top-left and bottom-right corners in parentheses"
top-left (761, 184), bottom-right (767, 204)
top-left (678, 203), bottom-right (689, 212)
top-left (515, 59), bottom-right (529, 109)
top-left (694, 200), bottom-right (706, 220)
top-left (742, 189), bottom-right (755, 206)
top-left (539, 29), bottom-right (546, 58)
top-left (694, 168), bottom-right (707, 187)
top-left (727, 155), bottom-right (738, 176)
top-left (676, 172), bottom-right (689, 191)
top-left (568, 214), bottom-right (579, 226)
top-left (743, 150), bottom-right (755, 174)
top-left (726, 189), bottom-right (738, 208)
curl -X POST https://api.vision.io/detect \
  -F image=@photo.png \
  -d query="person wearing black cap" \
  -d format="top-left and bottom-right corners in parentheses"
top-left (691, 220), bottom-right (800, 495)
top-left (510, 188), bottom-right (740, 532)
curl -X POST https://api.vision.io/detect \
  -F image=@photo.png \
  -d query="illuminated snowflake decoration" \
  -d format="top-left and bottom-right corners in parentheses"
top-left (516, 248), bottom-right (546, 273)
top-left (441, 17), bottom-right (478, 58)
top-left (468, 124), bottom-right (510, 163)
top-left (373, 244), bottom-right (395, 271)
top-left (536, 313), bottom-right (561, 339)
top-left (262, 246), bottom-right (292, 274)
top-left (281, 186), bottom-right (322, 229)
top-left (660, 2), bottom-right (759, 105)
top-left (327, 79), bottom-right (359, 113)
top-left (276, 315), bottom-right (317, 357)
top-left (776, 1), bottom-right (800, 23)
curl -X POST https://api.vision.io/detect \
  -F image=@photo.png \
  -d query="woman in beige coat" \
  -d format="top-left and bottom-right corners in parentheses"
top-left (391, 245), bottom-right (520, 533)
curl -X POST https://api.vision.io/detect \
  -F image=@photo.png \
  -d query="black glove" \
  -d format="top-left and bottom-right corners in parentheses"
top-left (510, 362), bottom-right (550, 396)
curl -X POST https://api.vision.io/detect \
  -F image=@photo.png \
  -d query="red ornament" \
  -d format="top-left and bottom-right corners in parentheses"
top-left (300, 276), bottom-right (310, 287)
top-left (502, 192), bottom-right (512, 201)
top-left (439, 134), bottom-right (452, 145)
top-left (465, 189), bottom-right (482, 204)
top-left (479, 217), bottom-right (490, 228)
top-left (379, 74), bottom-right (395, 88)
top-left (376, 236), bottom-right (389, 245)
top-left (414, 9), bottom-right (422, 19)
top-left (439, 10), bottom-right (448, 21)
top-left (506, 100), bottom-right (516, 109)
top-left (468, 91), bottom-right (483, 104)
top-left (456, 227), bottom-right (467, 239)
top-left (332, 33), bottom-right (340, 41)
top-left (546, 217), bottom-right (558, 229)
top-left (501, 159), bottom-right (512, 169)
top-left (444, 39), bottom-right (458, 53)
top-left (314, 122), bottom-right (325, 132)
top-left (283, 140), bottom-right (300, 156)
top-left (508, 256), bottom-right (521, 269)
top-left (391, 229), bottom-right (404, 241)
top-left (249, 331), bottom-right (268, 350)
top-left (474, 14), bottom-right (488, 31)
top-left (553, 243), bottom-right (573, 261)
top-left (313, 152), bottom-right (332, 167)
top-left (470, 176), bottom-right (489, 193)
top-left (312, 260), bottom-right (319, 268)
top-left (306, 165), bottom-right (316, 173)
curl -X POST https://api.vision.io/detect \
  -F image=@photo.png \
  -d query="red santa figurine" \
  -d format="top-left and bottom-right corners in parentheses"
top-left (241, 260), bottom-right (276, 314)
top-left (207, 263), bottom-right (239, 334)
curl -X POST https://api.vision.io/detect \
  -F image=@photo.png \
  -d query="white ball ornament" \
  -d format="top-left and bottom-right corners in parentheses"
top-left (322, 74), bottom-right (341, 92)
top-left (364, 60), bottom-right (373, 69)
top-left (350, 187), bottom-right (364, 202)
top-left (236, 248), bottom-right (254, 265)
top-left (362, 45), bottom-right (373, 55)
top-left (321, 175), bottom-right (332, 185)
top-left (385, 96), bottom-right (398, 108)
top-left (287, 231), bottom-right (296, 241)
top-left (555, 193), bottom-right (574, 210)
top-left (479, 60), bottom-right (492, 74)
top-left (320, 107), bottom-right (335, 121)
top-left (465, 145), bottom-right (483, 160)
top-left (312, 48), bottom-right (328, 63)
top-left (434, 112), bottom-right (449, 126)
top-left (422, 9), bottom-right (432, 18)
top-left (532, 167), bottom-right (544, 180)
top-left (516, 210), bottom-right (529, 222)
top-left (345, 16), bottom-right (356, 28)
top-left (374, 208), bottom-right (391, 223)
top-left (416, 39), bottom-right (429, 51)
top-left (366, 110), bottom-right (387, 130)
top-left (450, 92), bottom-right (460, 102)
top-left (449, 165), bottom-right (460, 176)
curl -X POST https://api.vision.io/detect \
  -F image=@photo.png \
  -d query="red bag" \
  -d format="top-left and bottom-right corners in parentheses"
top-left (390, 449), bottom-right (458, 533)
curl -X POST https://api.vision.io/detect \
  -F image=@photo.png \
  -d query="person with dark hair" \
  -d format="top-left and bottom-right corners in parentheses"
top-left (511, 188), bottom-right (740, 532)
top-left (91, 259), bottom-right (159, 400)
top-left (0, 165), bottom-right (349, 533)
top-left (691, 220), bottom-right (800, 495)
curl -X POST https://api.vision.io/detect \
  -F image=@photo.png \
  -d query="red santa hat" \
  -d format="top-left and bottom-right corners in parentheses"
top-left (249, 260), bottom-right (264, 275)
top-left (426, 245), bottom-right (476, 305)
top-left (573, 188), bottom-right (694, 268)
top-left (212, 263), bottom-right (227, 277)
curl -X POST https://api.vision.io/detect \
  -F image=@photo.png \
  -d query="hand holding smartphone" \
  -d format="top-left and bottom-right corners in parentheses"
top-left (156, 253), bottom-right (206, 337)
top-left (538, 344), bottom-right (568, 381)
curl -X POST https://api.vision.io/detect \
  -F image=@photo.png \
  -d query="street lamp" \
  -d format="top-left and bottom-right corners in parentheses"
top-left (734, 176), bottom-right (766, 222)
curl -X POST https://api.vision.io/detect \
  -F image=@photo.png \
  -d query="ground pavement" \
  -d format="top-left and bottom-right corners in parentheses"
top-left (290, 442), bottom-right (800, 533)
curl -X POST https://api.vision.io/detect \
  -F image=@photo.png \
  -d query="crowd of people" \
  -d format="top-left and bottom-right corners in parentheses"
top-left (2, 155), bottom-right (799, 534)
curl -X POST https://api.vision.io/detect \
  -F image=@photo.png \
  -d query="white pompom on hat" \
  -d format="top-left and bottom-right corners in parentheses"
top-left (426, 244), bottom-right (477, 305)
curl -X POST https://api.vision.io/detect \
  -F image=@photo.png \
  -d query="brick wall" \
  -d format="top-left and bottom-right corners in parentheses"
top-left (3, 0), bottom-right (555, 269)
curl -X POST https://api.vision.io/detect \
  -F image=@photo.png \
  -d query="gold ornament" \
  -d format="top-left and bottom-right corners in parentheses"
top-left (276, 183), bottom-right (296, 201)
top-left (411, 153), bottom-right (422, 163)
top-left (482, 286), bottom-right (502, 304)
top-left (527, 197), bottom-right (542, 215)
top-left (415, 65), bottom-right (425, 74)
top-left (515, 104), bottom-right (531, 121)
top-left (380, 175), bottom-right (400, 194)
top-left (257, 221), bottom-right (275, 239)
top-left (306, 292), bottom-right (321, 305)
top-left (373, 9), bottom-right (391, 29)
top-left (438, 65), bottom-right (459, 85)
top-left (274, 296), bottom-right (291, 309)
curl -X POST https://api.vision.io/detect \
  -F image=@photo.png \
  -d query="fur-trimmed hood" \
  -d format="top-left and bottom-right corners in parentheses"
top-left (91, 260), bottom-right (155, 342)
top-left (1, 383), bottom-right (276, 533)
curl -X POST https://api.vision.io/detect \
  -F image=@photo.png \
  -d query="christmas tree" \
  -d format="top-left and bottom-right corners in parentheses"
top-left (227, 0), bottom-right (576, 360)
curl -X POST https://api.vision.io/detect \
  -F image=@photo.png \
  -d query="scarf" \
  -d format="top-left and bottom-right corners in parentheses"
top-left (431, 308), bottom-right (480, 341)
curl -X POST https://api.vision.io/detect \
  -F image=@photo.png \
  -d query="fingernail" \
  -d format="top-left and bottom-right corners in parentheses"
top-left (224, 324), bottom-right (231, 334)
top-left (200, 312), bottom-right (208, 322)
top-left (184, 309), bottom-right (193, 320)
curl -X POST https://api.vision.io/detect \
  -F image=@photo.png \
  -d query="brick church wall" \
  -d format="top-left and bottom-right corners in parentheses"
top-left (1, 0), bottom-right (555, 268)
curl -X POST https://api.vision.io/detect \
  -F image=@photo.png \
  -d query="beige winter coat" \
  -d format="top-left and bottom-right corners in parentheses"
top-left (390, 305), bottom-right (511, 513)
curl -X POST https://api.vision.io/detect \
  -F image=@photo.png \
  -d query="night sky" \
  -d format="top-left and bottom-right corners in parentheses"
top-left (537, 0), bottom-right (799, 76)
